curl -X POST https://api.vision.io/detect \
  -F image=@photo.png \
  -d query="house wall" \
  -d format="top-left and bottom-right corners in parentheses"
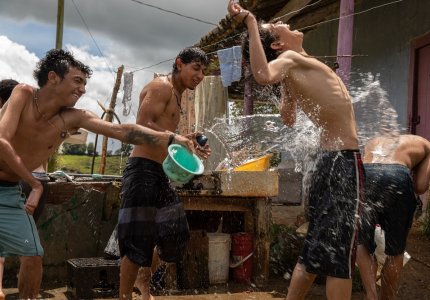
top-left (303, 0), bottom-right (430, 128)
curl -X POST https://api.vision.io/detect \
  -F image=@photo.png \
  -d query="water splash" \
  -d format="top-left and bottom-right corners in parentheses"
top-left (350, 72), bottom-right (403, 149)
top-left (204, 112), bottom-right (320, 173)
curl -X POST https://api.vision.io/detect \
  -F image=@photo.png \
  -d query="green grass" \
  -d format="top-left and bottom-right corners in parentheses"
top-left (54, 154), bottom-right (129, 176)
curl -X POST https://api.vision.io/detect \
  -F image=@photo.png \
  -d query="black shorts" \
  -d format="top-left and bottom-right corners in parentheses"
top-left (117, 157), bottom-right (190, 267)
top-left (359, 164), bottom-right (417, 256)
top-left (299, 150), bottom-right (364, 279)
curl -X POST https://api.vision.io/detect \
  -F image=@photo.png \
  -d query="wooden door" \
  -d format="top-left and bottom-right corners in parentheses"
top-left (409, 33), bottom-right (430, 140)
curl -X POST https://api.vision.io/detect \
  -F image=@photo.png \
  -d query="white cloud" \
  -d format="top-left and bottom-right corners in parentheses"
top-left (0, 0), bottom-right (229, 153)
top-left (0, 36), bottom-right (141, 150)
top-left (0, 36), bottom-right (38, 84)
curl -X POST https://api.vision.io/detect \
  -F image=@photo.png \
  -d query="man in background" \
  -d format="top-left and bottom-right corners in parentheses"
top-left (357, 134), bottom-right (430, 300)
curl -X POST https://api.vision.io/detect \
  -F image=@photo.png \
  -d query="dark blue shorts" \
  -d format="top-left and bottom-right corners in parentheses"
top-left (299, 150), bottom-right (364, 279)
top-left (118, 157), bottom-right (189, 267)
top-left (359, 163), bottom-right (417, 256)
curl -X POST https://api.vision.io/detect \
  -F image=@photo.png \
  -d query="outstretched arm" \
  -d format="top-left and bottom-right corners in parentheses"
top-left (227, 0), bottom-right (293, 85)
top-left (75, 109), bottom-right (195, 152)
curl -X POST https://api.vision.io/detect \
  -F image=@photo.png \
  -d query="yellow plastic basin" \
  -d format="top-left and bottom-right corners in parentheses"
top-left (234, 153), bottom-right (273, 171)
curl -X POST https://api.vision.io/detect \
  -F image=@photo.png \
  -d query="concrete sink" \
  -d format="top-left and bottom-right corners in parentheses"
top-left (176, 170), bottom-right (278, 197)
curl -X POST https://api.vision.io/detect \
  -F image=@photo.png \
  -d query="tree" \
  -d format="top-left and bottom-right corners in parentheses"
top-left (86, 142), bottom-right (95, 155)
top-left (115, 143), bottom-right (133, 156)
top-left (62, 143), bottom-right (87, 155)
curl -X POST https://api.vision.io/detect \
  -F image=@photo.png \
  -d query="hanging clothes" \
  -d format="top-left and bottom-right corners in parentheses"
top-left (217, 46), bottom-right (242, 87)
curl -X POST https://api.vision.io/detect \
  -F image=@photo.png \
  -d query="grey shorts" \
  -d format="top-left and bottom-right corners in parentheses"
top-left (0, 183), bottom-right (44, 257)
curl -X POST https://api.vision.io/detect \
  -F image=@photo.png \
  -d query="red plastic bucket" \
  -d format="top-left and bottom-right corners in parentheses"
top-left (231, 232), bottom-right (253, 283)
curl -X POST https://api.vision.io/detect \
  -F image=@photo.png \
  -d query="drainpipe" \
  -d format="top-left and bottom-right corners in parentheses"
top-left (336, 0), bottom-right (355, 87)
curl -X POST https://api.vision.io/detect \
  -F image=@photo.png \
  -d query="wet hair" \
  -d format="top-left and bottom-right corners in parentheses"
top-left (0, 79), bottom-right (19, 107)
top-left (33, 49), bottom-right (93, 87)
top-left (172, 47), bottom-right (209, 73)
top-left (242, 21), bottom-right (279, 63)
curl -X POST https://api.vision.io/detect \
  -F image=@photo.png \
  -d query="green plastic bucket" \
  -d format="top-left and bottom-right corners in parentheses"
top-left (162, 144), bottom-right (204, 184)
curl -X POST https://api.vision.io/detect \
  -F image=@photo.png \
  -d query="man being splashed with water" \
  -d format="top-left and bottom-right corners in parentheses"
top-left (228, 1), bottom-right (363, 299)
top-left (357, 134), bottom-right (430, 300)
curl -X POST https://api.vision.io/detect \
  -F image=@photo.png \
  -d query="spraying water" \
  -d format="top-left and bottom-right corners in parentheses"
top-left (204, 73), bottom-right (403, 174)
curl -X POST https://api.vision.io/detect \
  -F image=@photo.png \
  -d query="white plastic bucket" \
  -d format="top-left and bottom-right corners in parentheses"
top-left (207, 233), bottom-right (231, 284)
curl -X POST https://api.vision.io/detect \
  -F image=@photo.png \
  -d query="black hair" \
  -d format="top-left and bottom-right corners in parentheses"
top-left (172, 47), bottom-right (209, 73)
top-left (242, 21), bottom-right (279, 63)
top-left (0, 79), bottom-right (19, 106)
top-left (33, 49), bottom-right (93, 88)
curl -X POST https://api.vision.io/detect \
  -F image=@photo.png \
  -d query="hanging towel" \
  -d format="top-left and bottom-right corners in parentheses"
top-left (217, 46), bottom-right (242, 87)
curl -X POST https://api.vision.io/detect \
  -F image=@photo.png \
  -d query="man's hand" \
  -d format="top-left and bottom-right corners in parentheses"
top-left (227, 0), bottom-right (251, 24)
top-left (186, 132), bottom-right (212, 159)
top-left (24, 181), bottom-right (43, 215)
top-left (173, 134), bottom-right (196, 154)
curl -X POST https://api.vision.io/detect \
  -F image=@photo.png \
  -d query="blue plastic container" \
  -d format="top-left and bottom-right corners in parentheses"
top-left (162, 144), bottom-right (204, 184)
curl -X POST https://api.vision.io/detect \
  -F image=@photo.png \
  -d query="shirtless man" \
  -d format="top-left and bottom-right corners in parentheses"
top-left (118, 47), bottom-right (210, 300)
top-left (357, 134), bottom-right (430, 300)
top-left (0, 78), bottom-right (19, 300)
top-left (228, 1), bottom-right (363, 299)
top-left (0, 49), bottom-right (194, 299)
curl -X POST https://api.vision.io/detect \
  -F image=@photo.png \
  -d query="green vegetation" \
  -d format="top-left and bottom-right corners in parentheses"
top-left (422, 207), bottom-right (430, 239)
top-left (55, 154), bottom-right (129, 176)
top-left (269, 223), bottom-right (303, 277)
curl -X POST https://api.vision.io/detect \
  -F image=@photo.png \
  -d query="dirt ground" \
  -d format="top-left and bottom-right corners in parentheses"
top-left (3, 220), bottom-right (430, 300)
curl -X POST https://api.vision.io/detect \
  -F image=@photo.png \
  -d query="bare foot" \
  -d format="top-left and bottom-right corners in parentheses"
top-left (140, 293), bottom-right (154, 300)
top-left (0, 290), bottom-right (5, 300)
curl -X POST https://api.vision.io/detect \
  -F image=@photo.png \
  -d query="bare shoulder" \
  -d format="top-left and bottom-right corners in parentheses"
top-left (140, 76), bottom-right (172, 102)
top-left (402, 134), bottom-right (430, 148)
top-left (277, 50), bottom-right (300, 64)
top-left (143, 76), bottom-right (170, 92)
top-left (279, 51), bottom-right (327, 71)
top-left (10, 83), bottom-right (34, 100)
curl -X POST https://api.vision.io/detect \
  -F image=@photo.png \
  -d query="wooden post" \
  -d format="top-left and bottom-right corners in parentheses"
top-left (336, 0), bottom-right (355, 87)
top-left (55, 0), bottom-right (64, 49)
top-left (98, 65), bottom-right (124, 174)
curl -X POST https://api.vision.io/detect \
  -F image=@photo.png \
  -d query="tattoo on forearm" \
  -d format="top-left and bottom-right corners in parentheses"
top-left (125, 129), bottom-right (160, 145)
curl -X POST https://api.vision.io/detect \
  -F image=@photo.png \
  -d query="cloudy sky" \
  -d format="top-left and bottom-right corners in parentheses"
top-left (0, 0), bottom-right (228, 148)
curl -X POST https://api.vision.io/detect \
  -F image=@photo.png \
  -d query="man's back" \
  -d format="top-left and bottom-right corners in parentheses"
top-left (363, 134), bottom-right (430, 194)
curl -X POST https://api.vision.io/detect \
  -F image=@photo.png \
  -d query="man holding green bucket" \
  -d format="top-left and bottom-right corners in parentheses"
top-left (118, 47), bottom-right (211, 300)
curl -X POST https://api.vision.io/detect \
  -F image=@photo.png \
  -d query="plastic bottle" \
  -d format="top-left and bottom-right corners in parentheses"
top-left (196, 134), bottom-right (208, 146)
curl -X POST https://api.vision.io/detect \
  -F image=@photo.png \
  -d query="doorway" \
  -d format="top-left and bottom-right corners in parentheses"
top-left (408, 32), bottom-right (430, 140)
